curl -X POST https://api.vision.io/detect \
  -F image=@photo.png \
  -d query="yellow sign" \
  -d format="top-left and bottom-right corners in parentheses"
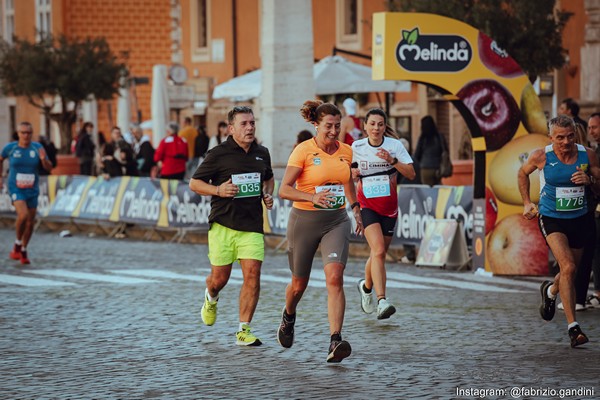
top-left (373, 12), bottom-right (549, 275)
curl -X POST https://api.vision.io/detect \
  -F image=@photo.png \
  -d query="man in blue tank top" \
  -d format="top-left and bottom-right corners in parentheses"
top-left (518, 115), bottom-right (600, 348)
top-left (0, 122), bottom-right (53, 264)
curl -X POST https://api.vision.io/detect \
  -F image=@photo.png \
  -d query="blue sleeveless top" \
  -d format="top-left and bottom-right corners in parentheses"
top-left (539, 144), bottom-right (589, 218)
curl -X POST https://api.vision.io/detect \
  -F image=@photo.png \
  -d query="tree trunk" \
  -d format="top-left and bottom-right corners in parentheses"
top-left (52, 111), bottom-right (77, 154)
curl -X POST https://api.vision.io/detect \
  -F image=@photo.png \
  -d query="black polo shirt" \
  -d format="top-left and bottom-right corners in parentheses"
top-left (192, 136), bottom-right (273, 233)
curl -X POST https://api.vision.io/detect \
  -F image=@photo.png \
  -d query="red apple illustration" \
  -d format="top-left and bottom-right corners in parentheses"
top-left (485, 186), bottom-right (498, 234)
top-left (457, 79), bottom-right (521, 152)
top-left (478, 32), bottom-right (523, 78)
top-left (487, 214), bottom-right (548, 275)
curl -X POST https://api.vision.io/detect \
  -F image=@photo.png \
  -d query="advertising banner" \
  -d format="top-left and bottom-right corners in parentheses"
top-left (2, 175), bottom-right (474, 250)
top-left (46, 176), bottom-right (94, 218)
top-left (76, 176), bottom-right (125, 221)
top-left (118, 177), bottom-right (164, 225)
top-left (372, 12), bottom-right (548, 275)
top-left (165, 179), bottom-right (211, 229)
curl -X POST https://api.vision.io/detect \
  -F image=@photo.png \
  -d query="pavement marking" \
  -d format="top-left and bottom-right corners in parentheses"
top-left (386, 271), bottom-right (524, 293)
top-left (110, 269), bottom-right (204, 282)
top-left (438, 272), bottom-right (542, 290)
top-left (0, 274), bottom-right (76, 287)
top-left (308, 270), bottom-right (439, 290)
top-left (111, 269), bottom-right (244, 286)
top-left (24, 270), bottom-right (157, 284)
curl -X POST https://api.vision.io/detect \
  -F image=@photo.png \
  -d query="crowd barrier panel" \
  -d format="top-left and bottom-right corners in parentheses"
top-left (0, 176), bottom-right (474, 248)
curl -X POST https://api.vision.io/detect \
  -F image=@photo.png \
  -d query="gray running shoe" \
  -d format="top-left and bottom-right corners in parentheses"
top-left (277, 306), bottom-right (295, 348)
top-left (327, 340), bottom-right (352, 363)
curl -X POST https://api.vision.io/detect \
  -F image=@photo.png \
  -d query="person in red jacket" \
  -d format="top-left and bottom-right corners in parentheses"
top-left (154, 122), bottom-right (188, 180)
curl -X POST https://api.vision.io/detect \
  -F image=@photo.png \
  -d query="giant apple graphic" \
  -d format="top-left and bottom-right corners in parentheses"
top-left (477, 32), bottom-right (524, 78)
top-left (457, 79), bottom-right (521, 152)
top-left (520, 83), bottom-right (549, 135)
top-left (487, 214), bottom-right (548, 275)
top-left (485, 186), bottom-right (498, 235)
top-left (488, 133), bottom-right (550, 205)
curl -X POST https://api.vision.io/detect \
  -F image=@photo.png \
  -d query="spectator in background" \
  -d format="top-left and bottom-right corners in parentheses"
top-left (414, 116), bottom-right (443, 186)
top-left (38, 135), bottom-right (57, 176)
top-left (132, 124), bottom-right (155, 177)
top-left (179, 117), bottom-right (199, 179)
top-left (94, 131), bottom-right (107, 176)
top-left (294, 129), bottom-right (313, 149)
top-left (154, 122), bottom-right (188, 180)
top-left (208, 121), bottom-right (229, 150)
top-left (194, 125), bottom-right (210, 167)
top-left (339, 98), bottom-right (362, 145)
top-left (100, 126), bottom-right (138, 178)
top-left (559, 98), bottom-right (588, 145)
top-left (75, 122), bottom-right (96, 175)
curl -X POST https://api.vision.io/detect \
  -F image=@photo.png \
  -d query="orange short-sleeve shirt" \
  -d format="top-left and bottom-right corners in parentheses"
top-left (287, 138), bottom-right (353, 211)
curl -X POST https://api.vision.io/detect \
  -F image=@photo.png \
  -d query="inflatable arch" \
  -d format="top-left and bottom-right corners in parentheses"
top-left (373, 13), bottom-right (550, 275)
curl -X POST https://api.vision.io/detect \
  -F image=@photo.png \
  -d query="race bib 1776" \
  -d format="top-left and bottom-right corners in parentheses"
top-left (555, 186), bottom-right (585, 212)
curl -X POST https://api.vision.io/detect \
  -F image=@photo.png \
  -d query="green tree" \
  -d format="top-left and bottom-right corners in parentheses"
top-left (387, 0), bottom-right (572, 82)
top-left (0, 34), bottom-right (127, 153)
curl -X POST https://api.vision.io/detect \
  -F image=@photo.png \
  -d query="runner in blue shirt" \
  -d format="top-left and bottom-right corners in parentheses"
top-left (519, 115), bottom-right (600, 347)
top-left (0, 122), bottom-right (53, 264)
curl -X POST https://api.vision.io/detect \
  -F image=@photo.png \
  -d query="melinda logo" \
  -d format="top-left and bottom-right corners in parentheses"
top-left (396, 27), bottom-right (472, 72)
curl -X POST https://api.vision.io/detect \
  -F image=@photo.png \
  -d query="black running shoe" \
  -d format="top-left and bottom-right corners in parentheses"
top-left (277, 307), bottom-right (295, 349)
top-left (568, 325), bottom-right (589, 348)
top-left (326, 340), bottom-right (351, 363)
top-left (539, 280), bottom-right (556, 321)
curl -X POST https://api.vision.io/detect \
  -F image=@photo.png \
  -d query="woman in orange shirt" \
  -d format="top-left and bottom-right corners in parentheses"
top-left (276, 99), bottom-right (363, 363)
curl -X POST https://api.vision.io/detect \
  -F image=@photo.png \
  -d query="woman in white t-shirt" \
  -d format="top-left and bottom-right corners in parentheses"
top-left (208, 121), bottom-right (230, 150)
top-left (352, 108), bottom-right (415, 320)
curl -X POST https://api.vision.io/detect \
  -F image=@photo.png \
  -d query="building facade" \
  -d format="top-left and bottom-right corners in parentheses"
top-left (0, 0), bottom-right (596, 161)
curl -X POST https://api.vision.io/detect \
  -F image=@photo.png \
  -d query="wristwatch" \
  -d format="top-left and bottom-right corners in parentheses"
top-left (391, 157), bottom-right (398, 165)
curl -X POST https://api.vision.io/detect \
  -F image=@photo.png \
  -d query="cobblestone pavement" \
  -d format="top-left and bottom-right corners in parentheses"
top-left (1, 228), bottom-right (599, 399)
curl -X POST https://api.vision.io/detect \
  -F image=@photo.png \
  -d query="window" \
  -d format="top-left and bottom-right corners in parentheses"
top-left (36, 0), bottom-right (52, 39)
top-left (336, 0), bottom-right (361, 50)
top-left (3, 0), bottom-right (15, 45)
top-left (190, 0), bottom-right (211, 62)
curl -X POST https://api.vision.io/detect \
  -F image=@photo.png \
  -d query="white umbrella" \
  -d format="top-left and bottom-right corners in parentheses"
top-left (314, 55), bottom-right (410, 94)
top-left (151, 65), bottom-right (170, 143)
top-left (212, 55), bottom-right (410, 101)
top-left (212, 69), bottom-right (261, 102)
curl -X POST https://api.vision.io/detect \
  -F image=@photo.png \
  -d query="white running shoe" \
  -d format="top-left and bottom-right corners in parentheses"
top-left (557, 302), bottom-right (586, 311)
top-left (586, 294), bottom-right (600, 309)
top-left (357, 279), bottom-right (375, 314)
top-left (376, 298), bottom-right (396, 320)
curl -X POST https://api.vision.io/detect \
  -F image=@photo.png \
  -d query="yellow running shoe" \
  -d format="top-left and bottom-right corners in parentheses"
top-left (236, 324), bottom-right (262, 346)
top-left (201, 289), bottom-right (218, 326)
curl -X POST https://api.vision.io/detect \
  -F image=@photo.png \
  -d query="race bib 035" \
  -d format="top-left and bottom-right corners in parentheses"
top-left (232, 173), bottom-right (261, 198)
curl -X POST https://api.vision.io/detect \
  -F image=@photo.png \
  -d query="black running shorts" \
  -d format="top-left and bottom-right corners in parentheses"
top-left (538, 213), bottom-right (591, 249)
top-left (360, 207), bottom-right (397, 237)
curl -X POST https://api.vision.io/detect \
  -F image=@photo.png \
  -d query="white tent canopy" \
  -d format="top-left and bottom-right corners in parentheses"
top-left (212, 55), bottom-right (410, 101)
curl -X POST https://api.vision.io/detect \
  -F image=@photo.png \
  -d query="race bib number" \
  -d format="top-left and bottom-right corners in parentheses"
top-left (362, 175), bottom-right (390, 199)
top-left (555, 186), bottom-right (585, 211)
top-left (232, 173), bottom-right (261, 198)
top-left (314, 185), bottom-right (345, 209)
top-left (16, 173), bottom-right (35, 189)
